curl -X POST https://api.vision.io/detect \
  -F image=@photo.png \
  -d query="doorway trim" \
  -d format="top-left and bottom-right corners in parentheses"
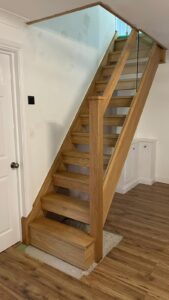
top-left (0, 39), bottom-right (29, 240)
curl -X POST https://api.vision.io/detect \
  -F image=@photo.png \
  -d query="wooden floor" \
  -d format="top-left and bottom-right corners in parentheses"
top-left (1, 182), bottom-right (169, 299)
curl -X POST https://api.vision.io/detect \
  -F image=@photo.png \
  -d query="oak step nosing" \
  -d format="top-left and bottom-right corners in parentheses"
top-left (62, 151), bottom-right (110, 166)
top-left (80, 114), bottom-right (126, 125)
top-left (109, 50), bottom-right (150, 60)
top-left (103, 60), bottom-right (147, 69)
top-left (71, 133), bottom-right (118, 147)
top-left (96, 78), bottom-right (139, 85)
top-left (41, 193), bottom-right (90, 224)
top-left (53, 171), bottom-right (89, 192)
top-left (62, 150), bottom-right (109, 159)
top-left (115, 37), bottom-right (128, 42)
top-left (72, 132), bottom-right (119, 138)
top-left (110, 97), bottom-right (133, 108)
top-left (80, 114), bottom-right (126, 118)
top-left (112, 96), bottom-right (133, 99)
top-left (30, 217), bottom-right (94, 249)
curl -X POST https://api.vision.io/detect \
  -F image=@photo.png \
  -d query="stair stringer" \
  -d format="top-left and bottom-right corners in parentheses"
top-left (103, 44), bottom-right (162, 224)
top-left (22, 31), bottom-right (118, 245)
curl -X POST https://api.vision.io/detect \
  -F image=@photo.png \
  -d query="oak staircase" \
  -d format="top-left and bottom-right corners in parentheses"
top-left (22, 28), bottom-right (165, 270)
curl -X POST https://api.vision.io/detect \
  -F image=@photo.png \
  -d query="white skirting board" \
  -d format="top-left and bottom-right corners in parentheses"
top-left (116, 179), bottom-right (140, 194)
top-left (116, 138), bottom-right (157, 194)
top-left (155, 177), bottom-right (169, 185)
top-left (116, 178), bottom-right (155, 194)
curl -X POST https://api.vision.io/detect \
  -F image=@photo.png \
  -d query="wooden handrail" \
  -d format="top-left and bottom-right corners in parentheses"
top-left (89, 97), bottom-right (103, 262)
top-left (103, 44), bottom-right (161, 224)
top-left (102, 29), bottom-right (138, 114)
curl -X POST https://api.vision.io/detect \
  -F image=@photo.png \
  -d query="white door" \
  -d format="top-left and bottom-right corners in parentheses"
top-left (0, 51), bottom-right (20, 252)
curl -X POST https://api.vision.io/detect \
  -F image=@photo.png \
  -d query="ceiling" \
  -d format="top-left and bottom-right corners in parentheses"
top-left (0, 0), bottom-right (168, 48)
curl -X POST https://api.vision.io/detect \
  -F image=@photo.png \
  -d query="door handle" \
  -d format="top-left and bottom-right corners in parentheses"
top-left (11, 162), bottom-right (19, 169)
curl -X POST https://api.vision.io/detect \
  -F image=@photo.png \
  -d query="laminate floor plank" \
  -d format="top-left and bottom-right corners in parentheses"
top-left (84, 183), bottom-right (169, 299)
top-left (1, 183), bottom-right (169, 299)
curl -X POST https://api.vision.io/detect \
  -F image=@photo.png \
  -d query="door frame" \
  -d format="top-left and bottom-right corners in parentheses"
top-left (0, 39), bottom-right (29, 241)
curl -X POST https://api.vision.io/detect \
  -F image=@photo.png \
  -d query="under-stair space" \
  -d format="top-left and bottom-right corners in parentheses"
top-left (22, 23), bottom-right (165, 270)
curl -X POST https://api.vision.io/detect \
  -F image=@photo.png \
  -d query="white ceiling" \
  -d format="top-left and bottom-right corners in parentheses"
top-left (0, 0), bottom-right (168, 48)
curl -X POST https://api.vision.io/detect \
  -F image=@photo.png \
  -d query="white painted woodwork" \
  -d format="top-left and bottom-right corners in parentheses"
top-left (0, 52), bottom-right (20, 252)
top-left (125, 143), bottom-right (139, 186)
top-left (117, 138), bottom-right (156, 193)
top-left (138, 139), bottom-right (156, 185)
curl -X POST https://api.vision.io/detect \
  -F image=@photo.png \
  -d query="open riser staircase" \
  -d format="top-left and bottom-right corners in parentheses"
top-left (22, 27), bottom-right (165, 270)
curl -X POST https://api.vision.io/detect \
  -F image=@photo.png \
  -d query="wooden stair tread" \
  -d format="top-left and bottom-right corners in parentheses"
top-left (42, 192), bottom-right (90, 223)
top-left (80, 114), bottom-right (126, 118)
top-left (96, 78), bottom-right (137, 84)
top-left (109, 49), bottom-right (150, 61)
top-left (103, 60), bottom-right (147, 69)
top-left (80, 114), bottom-right (126, 126)
top-left (110, 49), bottom-right (148, 55)
top-left (63, 151), bottom-right (91, 159)
top-left (62, 151), bottom-right (110, 167)
top-left (115, 37), bottom-right (128, 42)
top-left (96, 80), bottom-right (108, 84)
top-left (53, 171), bottom-right (89, 192)
top-left (112, 95), bottom-right (133, 99)
top-left (87, 96), bottom-right (105, 100)
top-left (86, 96), bottom-right (132, 108)
top-left (71, 132), bottom-right (119, 147)
top-left (54, 171), bottom-right (88, 183)
top-left (110, 50), bottom-right (128, 56)
top-left (114, 38), bottom-right (151, 51)
top-left (110, 96), bottom-right (133, 107)
top-left (63, 150), bottom-right (110, 163)
top-left (72, 132), bottom-right (119, 138)
top-left (30, 216), bottom-right (93, 249)
top-left (95, 78), bottom-right (140, 93)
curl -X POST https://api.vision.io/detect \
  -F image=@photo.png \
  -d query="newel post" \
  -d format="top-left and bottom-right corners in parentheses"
top-left (89, 96), bottom-right (103, 262)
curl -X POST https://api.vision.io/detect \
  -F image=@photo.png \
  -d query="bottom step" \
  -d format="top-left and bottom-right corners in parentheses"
top-left (29, 217), bottom-right (95, 270)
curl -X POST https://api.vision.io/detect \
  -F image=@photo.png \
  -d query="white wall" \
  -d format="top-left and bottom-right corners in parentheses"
top-left (0, 7), bottom-right (115, 215)
top-left (136, 53), bottom-right (169, 184)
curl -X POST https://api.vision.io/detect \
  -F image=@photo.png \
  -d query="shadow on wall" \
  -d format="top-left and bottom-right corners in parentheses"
top-left (29, 121), bottom-right (65, 197)
top-left (45, 121), bottom-right (65, 163)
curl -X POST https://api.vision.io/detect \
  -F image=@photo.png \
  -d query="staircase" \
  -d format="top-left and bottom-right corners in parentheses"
top-left (22, 29), bottom-right (165, 270)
